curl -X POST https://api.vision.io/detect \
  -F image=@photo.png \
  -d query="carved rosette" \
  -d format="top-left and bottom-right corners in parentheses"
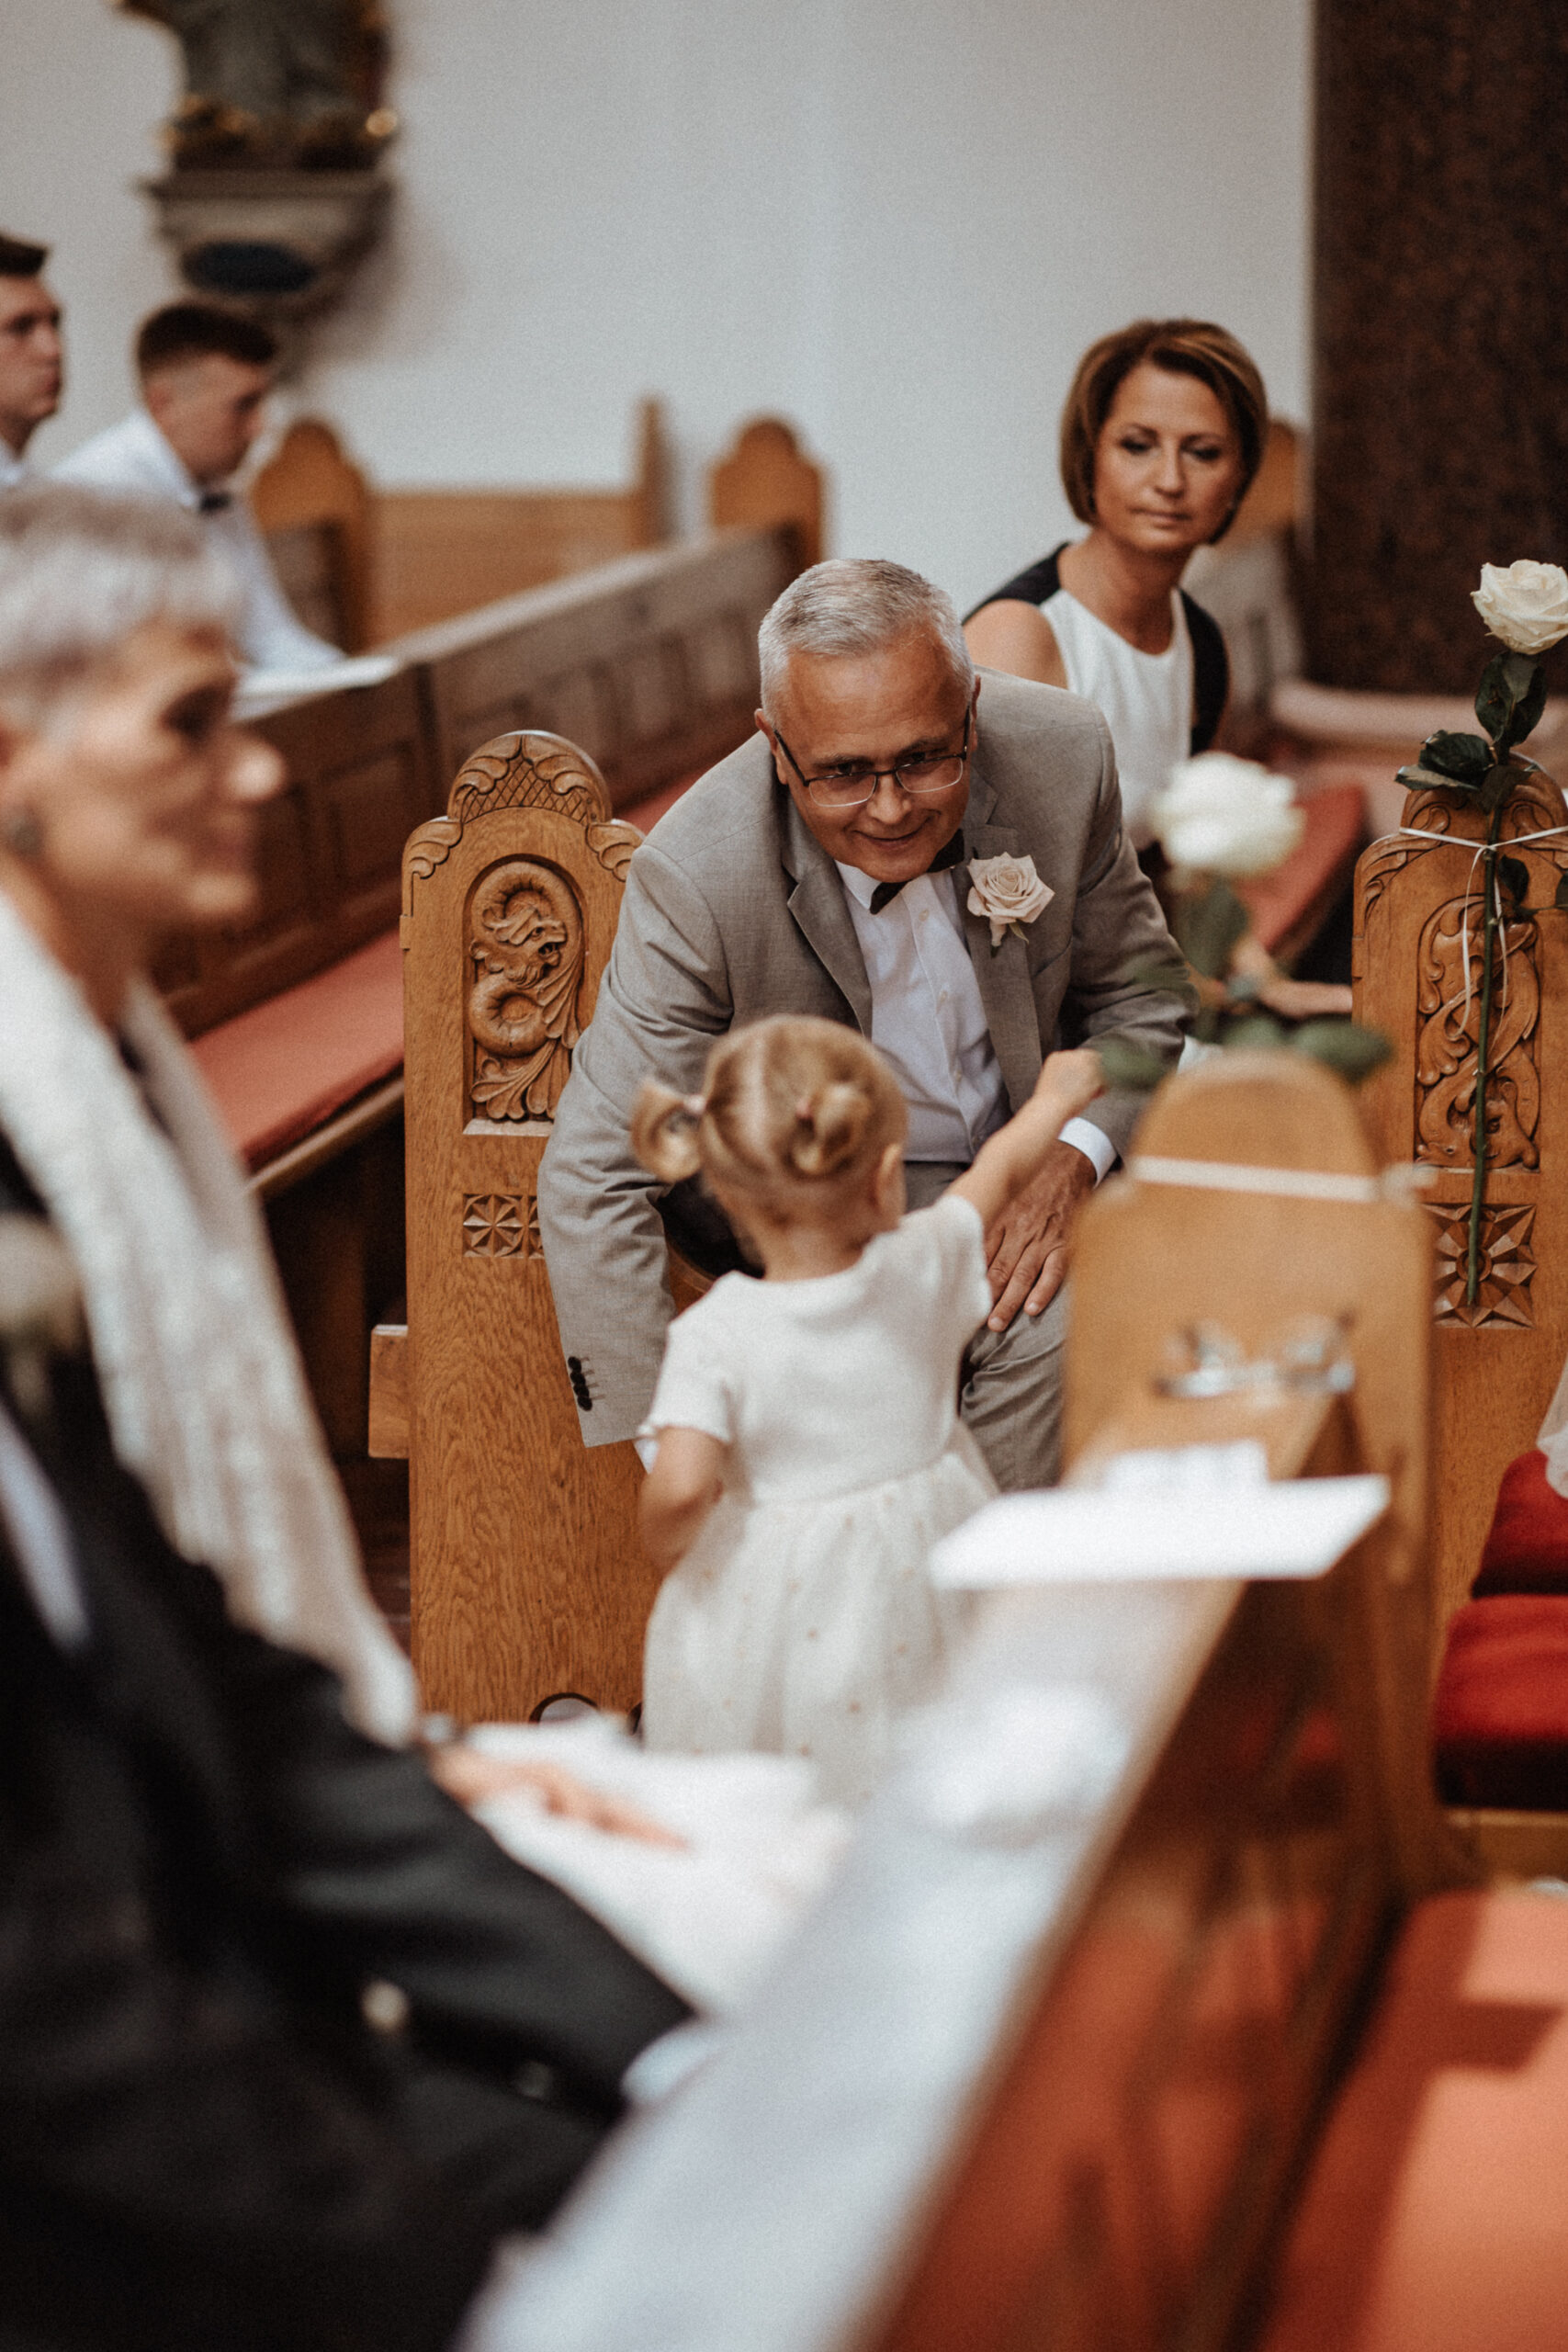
top-left (467, 858), bottom-right (585, 1124)
top-left (1426, 1201), bottom-right (1536, 1329)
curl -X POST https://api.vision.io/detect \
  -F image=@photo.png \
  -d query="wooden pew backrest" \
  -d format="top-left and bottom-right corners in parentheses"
top-left (388, 528), bottom-right (795, 814)
top-left (397, 729), bottom-right (660, 1719)
top-left (152, 662), bottom-right (439, 1040)
top-left (253, 416), bottom-right (374, 654)
top-left (707, 416), bottom-right (825, 573)
top-left (869, 1053), bottom-right (1447, 2352)
top-left (1353, 772), bottom-right (1568, 1649)
top-left (370, 397), bottom-right (671, 639)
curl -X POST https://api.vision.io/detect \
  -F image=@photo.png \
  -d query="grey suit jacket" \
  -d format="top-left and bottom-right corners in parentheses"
top-left (537, 670), bottom-right (1191, 1445)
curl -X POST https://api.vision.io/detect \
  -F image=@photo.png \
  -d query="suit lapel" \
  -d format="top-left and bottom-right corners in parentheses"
top-left (781, 791), bottom-right (874, 1034)
top-left (961, 769), bottom-right (1044, 1114)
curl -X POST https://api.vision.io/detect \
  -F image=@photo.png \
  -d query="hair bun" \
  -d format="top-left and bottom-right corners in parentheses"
top-left (788, 1080), bottom-right (872, 1178)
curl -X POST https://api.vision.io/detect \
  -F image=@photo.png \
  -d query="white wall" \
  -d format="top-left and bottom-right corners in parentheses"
top-left (3, 0), bottom-right (1310, 610)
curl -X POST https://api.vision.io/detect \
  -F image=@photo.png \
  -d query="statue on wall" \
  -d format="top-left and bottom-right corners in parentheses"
top-left (117, 0), bottom-right (397, 169)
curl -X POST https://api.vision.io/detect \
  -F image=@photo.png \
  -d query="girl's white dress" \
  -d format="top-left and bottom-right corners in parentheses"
top-left (639, 1193), bottom-right (998, 1805)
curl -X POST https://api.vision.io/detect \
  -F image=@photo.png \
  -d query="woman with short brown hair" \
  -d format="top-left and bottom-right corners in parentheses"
top-left (965, 317), bottom-right (1267, 845)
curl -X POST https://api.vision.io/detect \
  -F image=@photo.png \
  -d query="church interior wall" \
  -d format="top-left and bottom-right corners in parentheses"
top-left (2, 0), bottom-right (1310, 612)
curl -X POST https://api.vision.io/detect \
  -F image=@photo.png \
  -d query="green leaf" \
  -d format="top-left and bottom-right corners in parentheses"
top-left (1096, 1036), bottom-right (1168, 1091)
top-left (1396, 762), bottom-right (1479, 796)
top-left (1474, 652), bottom-right (1547, 754)
top-left (1419, 729), bottom-right (1494, 784)
top-left (1289, 1020), bottom-right (1393, 1083)
top-left (1221, 1012), bottom-right (1287, 1053)
top-left (1497, 854), bottom-right (1530, 905)
top-left (1554, 872), bottom-right (1568, 911)
top-left (1174, 876), bottom-right (1250, 980)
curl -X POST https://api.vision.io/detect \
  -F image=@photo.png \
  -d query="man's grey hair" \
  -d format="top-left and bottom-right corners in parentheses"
top-left (758, 558), bottom-right (975, 719)
top-left (0, 483), bottom-right (242, 731)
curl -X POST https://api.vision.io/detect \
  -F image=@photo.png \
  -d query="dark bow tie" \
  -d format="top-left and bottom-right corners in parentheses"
top-left (869, 831), bottom-right (965, 914)
top-left (197, 490), bottom-right (232, 514)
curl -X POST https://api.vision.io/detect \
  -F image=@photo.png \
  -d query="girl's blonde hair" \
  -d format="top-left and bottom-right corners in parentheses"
top-left (631, 1016), bottom-right (906, 1214)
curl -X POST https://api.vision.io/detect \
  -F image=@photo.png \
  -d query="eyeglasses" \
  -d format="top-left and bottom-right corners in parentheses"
top-left (773, 707), bottom-right (972, 810)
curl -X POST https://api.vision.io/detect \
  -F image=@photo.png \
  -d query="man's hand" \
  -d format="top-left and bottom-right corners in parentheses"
top-left (982, 1136), bottom-right (1096, 1332)
top-left (429, 1747), bottom-right (686, 1847)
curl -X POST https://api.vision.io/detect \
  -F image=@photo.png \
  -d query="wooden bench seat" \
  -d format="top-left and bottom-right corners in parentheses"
top-left (1255, 1888), bottom-right (1568, 2352)
top-left (191, 927), bottom-right (404, 1189)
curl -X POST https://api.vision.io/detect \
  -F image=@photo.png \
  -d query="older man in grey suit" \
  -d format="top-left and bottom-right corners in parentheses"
top-left (537, 560), bottom-right (1191, 1489)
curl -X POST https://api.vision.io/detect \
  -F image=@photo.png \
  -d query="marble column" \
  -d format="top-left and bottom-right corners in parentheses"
top-left (1308, 0), bottom-right (1568, 695)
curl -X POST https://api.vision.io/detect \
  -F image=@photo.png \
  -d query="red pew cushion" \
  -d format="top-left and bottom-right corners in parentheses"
top-left (1256, 1890), bottom-right (1568, 2352)
top-left (1236, 780), bottom-right (1365, 956)
top-left (1472, 1446), bottom-right (1568, 1595)
top-left (190, 927), bottom-right (404, 1172)
top-left (1432, 1593), bottom-right (1568, 1809)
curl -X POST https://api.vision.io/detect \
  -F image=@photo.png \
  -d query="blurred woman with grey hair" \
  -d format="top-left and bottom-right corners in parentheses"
top-left (0, 481), bottom-right (415, 1736)
top-left (0, 482), bottom-right (692, 2349)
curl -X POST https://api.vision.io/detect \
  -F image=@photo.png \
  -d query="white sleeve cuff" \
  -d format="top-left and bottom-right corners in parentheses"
top-left (634, 1432), bottom-right (660, 1473)
top-left (1059, 1117), bottom-right (1117, 1183)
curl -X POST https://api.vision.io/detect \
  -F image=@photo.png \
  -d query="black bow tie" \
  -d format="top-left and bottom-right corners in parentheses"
top-left (869, 831), bottom-right (965, 914)
top-left (197, 490), bottom-right (232, 514)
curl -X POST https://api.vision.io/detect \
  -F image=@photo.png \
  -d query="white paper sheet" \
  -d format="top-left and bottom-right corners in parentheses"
top-left (930, 1472), bottom-right (1390, 1589)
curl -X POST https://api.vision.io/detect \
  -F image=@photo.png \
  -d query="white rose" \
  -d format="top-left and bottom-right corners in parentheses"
top-left (1472, 560), bottom-right (1568, 658)
top-left (966, 851), bottom-right (1054, 949)
top-left (1146, 752), bottom-right (1304, 879)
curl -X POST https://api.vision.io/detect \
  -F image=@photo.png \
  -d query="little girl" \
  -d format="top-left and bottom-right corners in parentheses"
top-left (632, 1015), bottom-right (1103, 1805)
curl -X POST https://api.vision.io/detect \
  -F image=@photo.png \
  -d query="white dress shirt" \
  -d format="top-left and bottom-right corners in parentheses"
top-left (0, 444), bottom-right (31, 493)
top-left (834, 859), bottom-right (1116, 1180)
top-left (52, 409), bottom-right (341, 675)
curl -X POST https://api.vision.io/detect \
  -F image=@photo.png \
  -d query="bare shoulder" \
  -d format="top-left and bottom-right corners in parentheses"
top-left (964, 599), bottom-right (1067, 689)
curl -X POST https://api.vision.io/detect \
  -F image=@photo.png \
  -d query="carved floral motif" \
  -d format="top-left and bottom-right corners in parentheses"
top-left (1415, 897), bottom-right (1540, 1170)
top-left (1426, 1201), bottom-right (1535, 1329)
top-left (586, 820), bottom-right (642, 881)
top-left (468, 859), bottom-right (585, 1123)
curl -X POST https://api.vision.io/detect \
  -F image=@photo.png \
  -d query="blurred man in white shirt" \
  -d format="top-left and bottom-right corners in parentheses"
top-left (0, 234), bottom-right (63, 493)
top-left (54, 301), bottom-right (339, 675)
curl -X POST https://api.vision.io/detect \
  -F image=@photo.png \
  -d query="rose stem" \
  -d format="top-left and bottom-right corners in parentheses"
top-left (1465, 808), bottom-right (1502, 1306)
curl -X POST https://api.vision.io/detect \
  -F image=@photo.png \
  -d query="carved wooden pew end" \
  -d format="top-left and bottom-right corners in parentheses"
top-left (388, 730), bottom-right (661, 1722)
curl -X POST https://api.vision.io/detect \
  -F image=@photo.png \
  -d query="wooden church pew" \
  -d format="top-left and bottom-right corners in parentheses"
top-left (1352, 763), bottom-right (1568, 1651)
top-left (492, 1053), bottom-right (1568, 2352)
top-left (1351, 765), bottom-right (1568, 1872)
top-left (367, 726), bottom-right (683, 1719)
top-left (367, 396), bottom-right (671, 640)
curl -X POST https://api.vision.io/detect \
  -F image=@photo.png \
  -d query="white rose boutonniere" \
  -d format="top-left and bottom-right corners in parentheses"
top-left (1472, 560), bottom-right (1568, 658)
top-left (966, 851), bottom-right (1053, 952)
top-left (1146, 752), bottom-right (1304, 880)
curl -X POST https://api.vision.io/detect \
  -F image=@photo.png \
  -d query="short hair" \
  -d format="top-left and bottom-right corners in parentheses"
top-left (0, 484), bottom-right (241, 731)
top-left (758, 559), bottom-right (974, 718)
top-left (631, 1014), bottom-right (907, 1213)
top-left (1059, 319), bottom-right (1269, 542)
top-left (0, 232), bottom-right (48, 279)
top-left (135, 302), bottom-right (277, 379)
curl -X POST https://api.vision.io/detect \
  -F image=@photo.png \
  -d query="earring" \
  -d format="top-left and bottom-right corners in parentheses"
top-left (0, 806), bottom-right (42, 859)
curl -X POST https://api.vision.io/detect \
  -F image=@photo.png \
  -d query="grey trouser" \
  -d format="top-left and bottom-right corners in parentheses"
top-left (905, 1161), bottom-right (1067, 1494)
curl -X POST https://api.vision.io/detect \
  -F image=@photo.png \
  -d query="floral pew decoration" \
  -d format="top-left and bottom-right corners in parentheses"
top-left (1388, 560), bottom-right (1568, 1308)
top-left (1098, 749), bottom-right (1391, 1090)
